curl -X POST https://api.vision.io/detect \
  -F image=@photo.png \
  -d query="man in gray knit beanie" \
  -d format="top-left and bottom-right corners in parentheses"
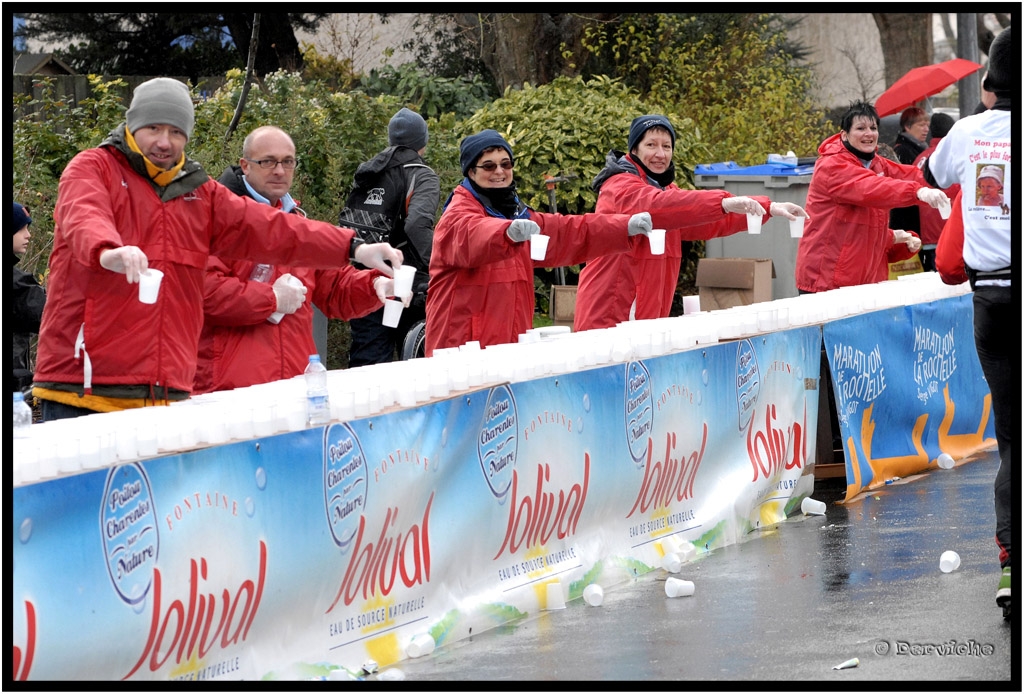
top-left (126, 77), bottom-right (195, 140)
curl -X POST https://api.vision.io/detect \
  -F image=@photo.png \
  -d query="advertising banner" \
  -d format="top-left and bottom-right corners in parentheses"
top-left (13, 327), bottom-right (821, 681)
top-left (822, 294), bottom-right (996, 501)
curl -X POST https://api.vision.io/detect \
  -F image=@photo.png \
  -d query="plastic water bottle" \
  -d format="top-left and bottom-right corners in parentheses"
top-left (14, 392), bottom-right (33, 437)
top-left (250, 264), bottom-right (288, 324)
top-left (304, 354), bottom-right (330, 426)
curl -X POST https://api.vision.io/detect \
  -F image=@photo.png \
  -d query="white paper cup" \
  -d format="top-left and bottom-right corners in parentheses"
top-left (683, 295), bottom-right (701, 314)
top-left (937, 453), bottom-right (955, 469)
top-left (648, 228), bottom-right (666, 255)
top-left (406, 633), bottom-right (435, 658)
top-left (545, 581), bottom-right (566, 610)
top-left (746, 213), bottom-right (762, 234)
top-left (789, 216), bottom-right (805, 238)
top-left (665, 577), bottom-right (695, 598)
top-left (138, 268), bottom-right (164, 304)
top-left (939, 550), bottom-right (961, 573)
top-left (938, 201), bottom-right (952, 220)
top-left (393, 265), bottom-right (416, 299)
top-left (801, 497), bottom-right (827, 515)
top-left (530, 233), bottom-right (549, 261)
top-left (583, 584), bottom-right (604, 607)
top-left (661, 552), bottom-right (682, 574)
top-left (382, 298), bottom-right (404, 328)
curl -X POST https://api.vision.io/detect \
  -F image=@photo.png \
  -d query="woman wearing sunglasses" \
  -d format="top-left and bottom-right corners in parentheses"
top-left (425, 129), bottom-right (652, 355)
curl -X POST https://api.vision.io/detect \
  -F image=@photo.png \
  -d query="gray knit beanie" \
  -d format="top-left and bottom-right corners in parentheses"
top-left (126, 78), bottom-right (195, 139)
top-left (388, 107), bottom-right (429, 150)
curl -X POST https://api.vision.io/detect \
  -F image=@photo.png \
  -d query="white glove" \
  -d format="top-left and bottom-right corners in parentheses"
top-left (768, 202), bottom-right (808, 221)
top-left (507, 219), bottom-right (541, 243)
top-left (373, 276), bottom-right (412, 307)
top-left (354, 242), bottom-right (404, 276)
top-left (99, 246), bottom-right (148, 284)
top-left (272, 273), bottom-right (306, 315)
top-left (721, 196), bottom-right (766, 216)
top-left (917, 187), bottom-right (949, 209)
top-left (906, 235), bottom-right (922, 253)
top-left (627, 212), bottom-right (653, 236)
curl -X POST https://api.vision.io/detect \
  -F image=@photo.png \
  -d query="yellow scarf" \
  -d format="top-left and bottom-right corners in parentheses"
top-left (124, 127), bottom-right (186, 187)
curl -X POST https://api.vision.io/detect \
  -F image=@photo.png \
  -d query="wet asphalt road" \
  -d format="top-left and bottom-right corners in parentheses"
top-left (382, 448), bottom-right (1016, 686)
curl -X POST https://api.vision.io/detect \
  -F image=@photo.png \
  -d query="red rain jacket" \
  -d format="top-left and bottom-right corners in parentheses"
top-left (35, 142), bottom-right (356, 397)
top-left (426, 184), bottom-right (637, 354)
top-left (575, 155), bottom-right (768, 331)
top-left (795, 133), bottom-right (923, 292)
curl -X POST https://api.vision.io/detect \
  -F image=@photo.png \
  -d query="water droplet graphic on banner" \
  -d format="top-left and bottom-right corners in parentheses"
top-left (245, 497), bottom-right (256, 517)
top-left (19, 517), bottom-right (32, 543)
top-left (255, 466), bottom-right (267, 490)
top-left (583, 393), bottom-right (591, 412)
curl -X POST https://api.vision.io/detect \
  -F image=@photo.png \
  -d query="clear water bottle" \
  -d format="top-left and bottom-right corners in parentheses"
top-left (249, 263), bottom-right (274, 283)
top-left (250, 264), bottom-right (288, 325)
top-left (14, 392), bottom-right (33, 437)
top-left (304, 354), bottom-right (330, 426)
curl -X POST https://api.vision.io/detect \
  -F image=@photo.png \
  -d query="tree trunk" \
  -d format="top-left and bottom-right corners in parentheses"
top-left (223, 13), bottom-right (305, 75)
top-left (872, 13), bottom-right (933, 88)
top-left (450, 13), bottom-right (617, 91)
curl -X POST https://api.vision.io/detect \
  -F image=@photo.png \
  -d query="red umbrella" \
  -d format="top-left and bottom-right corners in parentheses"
top-left (875, 58), bottom-right (982, 117)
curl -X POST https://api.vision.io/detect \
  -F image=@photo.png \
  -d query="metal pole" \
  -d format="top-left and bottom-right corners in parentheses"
top-left (956, 13), bottom-right (980, 117)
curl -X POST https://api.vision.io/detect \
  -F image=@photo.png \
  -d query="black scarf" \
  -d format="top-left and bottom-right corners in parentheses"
top-left (842, 139), bottom-right (876, 164)
top-left (633, 156), bottom-right (676, 188)
top-left (467, 178), bottom-right (523, 219)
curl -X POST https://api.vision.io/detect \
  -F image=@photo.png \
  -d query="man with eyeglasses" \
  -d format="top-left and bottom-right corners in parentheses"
top-left (33, 78), bottom-right (404, 420)
top-left (193, 125), bottom-right (405, 393)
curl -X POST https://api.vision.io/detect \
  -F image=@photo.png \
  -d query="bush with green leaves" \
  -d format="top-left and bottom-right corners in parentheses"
top-left (358, 62), bottom-right (495, 121)
top-left (582, 14), bottom-right (833, 165)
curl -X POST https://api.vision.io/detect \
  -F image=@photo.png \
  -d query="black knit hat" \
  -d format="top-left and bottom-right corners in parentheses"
top-left (982, 26), bottom-right (1012, 94)
top-left (628, 115), bottom-right (676, 153)
top-left (13, 202), bottom-right (31, 234)
top-left (459, 130), bottom-right (514, 176)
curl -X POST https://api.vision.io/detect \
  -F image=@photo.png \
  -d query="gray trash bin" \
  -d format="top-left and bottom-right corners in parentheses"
top-left (693, 160), bottom-right (814, 300)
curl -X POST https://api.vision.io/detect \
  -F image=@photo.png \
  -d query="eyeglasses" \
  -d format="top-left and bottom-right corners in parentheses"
top-left (245, 158), bottom-right (299, 170)
top-left (473, 160), bottom-right (514, 172)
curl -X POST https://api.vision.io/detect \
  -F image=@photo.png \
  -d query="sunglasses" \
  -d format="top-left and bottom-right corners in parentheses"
top-left (473, 160), bottom-right (514, 172)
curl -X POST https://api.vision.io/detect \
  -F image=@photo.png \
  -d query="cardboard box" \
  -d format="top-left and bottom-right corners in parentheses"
top-left (550, 284), bottom-right (578, 329)
top-left (695, 258), bottom-right (775, 311)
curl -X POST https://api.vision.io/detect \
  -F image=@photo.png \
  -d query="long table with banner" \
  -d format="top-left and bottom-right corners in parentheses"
top-left (11, 276), bottom-right (995, 681)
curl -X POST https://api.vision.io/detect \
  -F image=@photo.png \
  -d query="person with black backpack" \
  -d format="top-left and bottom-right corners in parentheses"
top-left (342, 108), bottom-right (440, 365)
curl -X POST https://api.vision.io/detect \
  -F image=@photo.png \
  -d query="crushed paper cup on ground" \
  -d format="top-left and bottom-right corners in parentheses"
top-left (665, 577), bottom-right (695, 598)
top-left (583, 584), bottom-right (604, 607)
top-left (832, 657), bottom-right (859, 670)
top-left (937, 453), bottom-right (955, 469)
top-left (939, 550), bottom-right (961, 573)
top-left (801, 497), bottom-right (826, 515)
top-left (545, 580), bottom-right (566, 610)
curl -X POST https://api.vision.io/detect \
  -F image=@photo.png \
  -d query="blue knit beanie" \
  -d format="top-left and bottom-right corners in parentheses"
top-left (627, 115), bottom-right (676, 153)
top-left (459, 129), bottom-right (514, 176)
top-left (389, 107), bottom-right (429, 150)
top-left (13, 202), bottom-right (32, 234)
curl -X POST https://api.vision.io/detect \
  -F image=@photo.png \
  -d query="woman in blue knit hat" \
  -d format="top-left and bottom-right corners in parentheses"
top-left (425, 129), bottom-right (653, 354)
top-left (575, 115), bottom-right (808, 331)
top-left (13, 202), bottom-right (46, 394)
